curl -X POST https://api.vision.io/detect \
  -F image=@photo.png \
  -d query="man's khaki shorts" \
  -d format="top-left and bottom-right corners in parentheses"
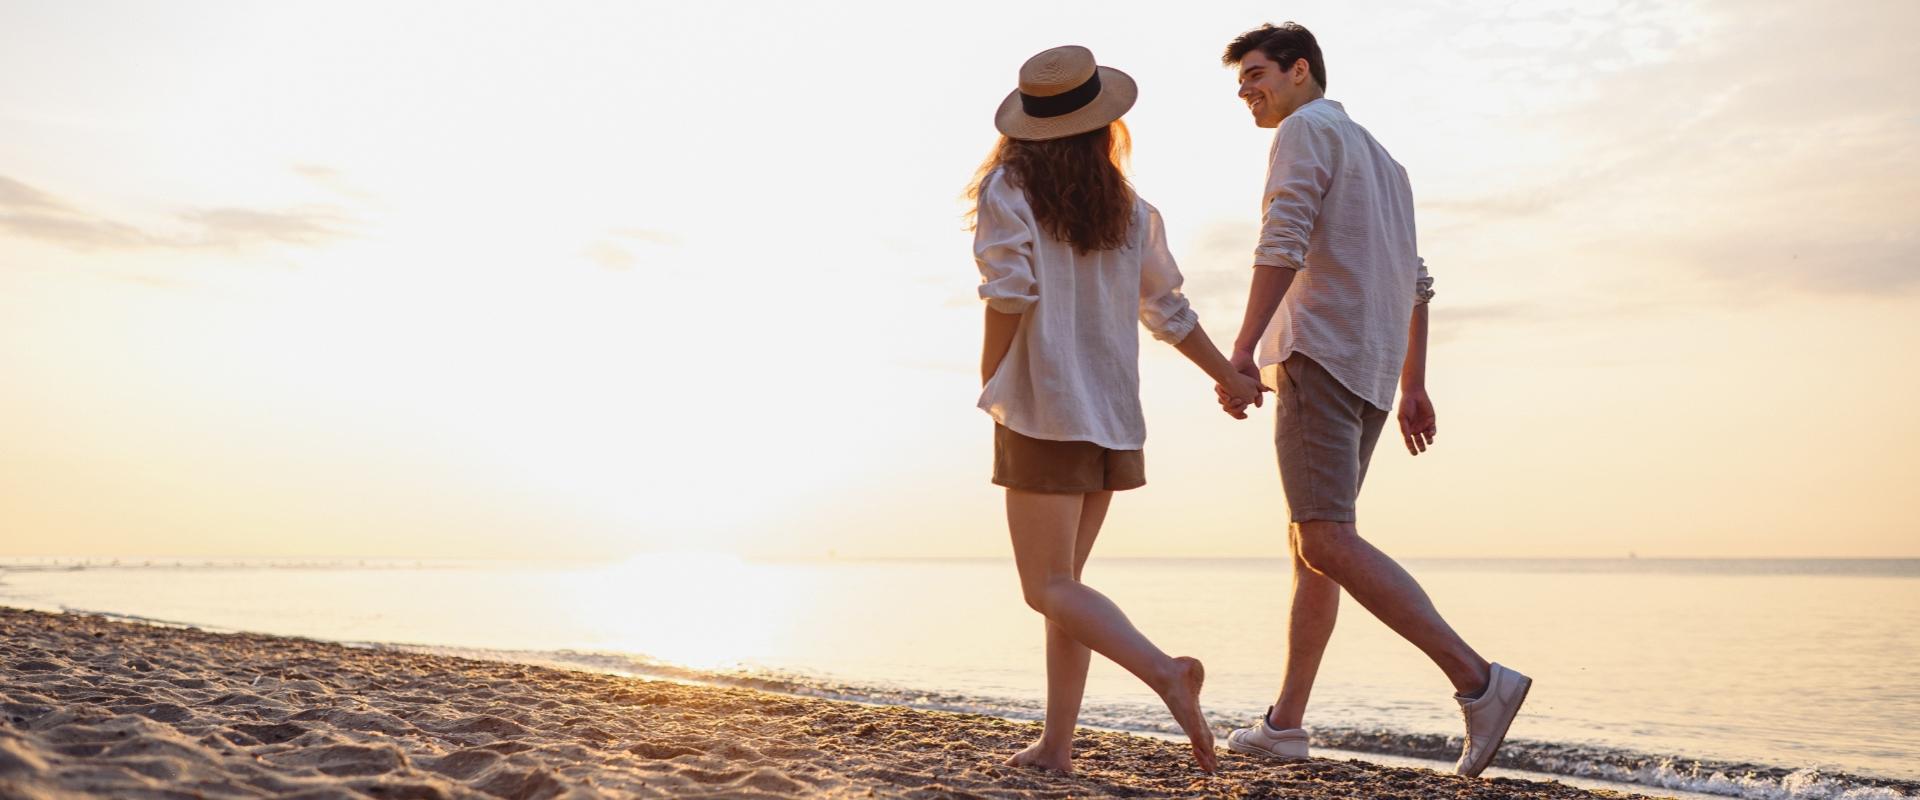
top-left (1266, 352), bottom-right (1388, 523)
top-left (991, 424), bottom-right (1146, 494)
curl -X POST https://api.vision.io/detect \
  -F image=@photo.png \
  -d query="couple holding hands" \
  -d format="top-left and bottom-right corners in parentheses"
top-left (970, 22), bottom-right (1530, 777)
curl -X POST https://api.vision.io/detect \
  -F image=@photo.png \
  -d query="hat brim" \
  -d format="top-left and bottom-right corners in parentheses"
top-left (994, 66), bottom-right (1137, 141)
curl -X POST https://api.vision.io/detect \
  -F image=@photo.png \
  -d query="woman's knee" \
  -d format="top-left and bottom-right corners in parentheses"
top-left (1020, 573), bottom-right (1075, 615)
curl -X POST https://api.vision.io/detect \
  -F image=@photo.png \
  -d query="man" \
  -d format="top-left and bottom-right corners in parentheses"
top-left (1211, 22), bottom-right (1530, 778)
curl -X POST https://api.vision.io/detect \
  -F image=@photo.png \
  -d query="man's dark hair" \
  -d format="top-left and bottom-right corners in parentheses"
top-left (1221, 22), bottom-right (1326, 91)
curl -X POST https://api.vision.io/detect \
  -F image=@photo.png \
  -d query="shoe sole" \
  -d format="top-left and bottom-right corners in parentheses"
top-left (1460, 675), bottom-right (1531, 778)
top-left (1226, 735), bottom-right (1308, 761)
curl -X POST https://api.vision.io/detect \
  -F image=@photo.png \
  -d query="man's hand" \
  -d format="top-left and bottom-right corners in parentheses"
top-left (1229, 349), bottom-right (1260, 384)
top-left (1397, 386), bottom-right (1437, 455)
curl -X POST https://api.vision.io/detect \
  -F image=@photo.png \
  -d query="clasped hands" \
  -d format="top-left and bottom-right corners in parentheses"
top-left (1212, 351), bottom-right (1267, 421)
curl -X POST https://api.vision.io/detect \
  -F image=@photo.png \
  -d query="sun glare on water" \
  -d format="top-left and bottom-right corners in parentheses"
top-left (565, 553), bottom-right (810, 671)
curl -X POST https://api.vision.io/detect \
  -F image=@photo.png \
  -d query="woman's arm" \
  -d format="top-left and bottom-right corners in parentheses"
top-left (1135, 200), bottom-right (1265, 418)
top-left (982, 307), bottom-right (1022, 386)
top-left (1175, 321), bottom-right (1266, 418)
top-left (975, 171), bottom-right (1035, 388)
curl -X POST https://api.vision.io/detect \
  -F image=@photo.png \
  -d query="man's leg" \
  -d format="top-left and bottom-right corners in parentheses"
top-left (1268, 523), bottom-right (1340, 729)
top-left (1254, 354), bottom-right (1520, 775)
top-left (1294, 520), bottom-right (1489, 695)
top-left (1234, 357), bottom-right (1343, 758)
top-left (1298, 519), bottom-right (1530, 779)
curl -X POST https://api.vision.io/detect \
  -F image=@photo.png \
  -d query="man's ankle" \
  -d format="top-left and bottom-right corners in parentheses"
top-left (1265, 705), bottom-right (1302, 731)
top-left (1453, 660), bottom-right (1493, 699)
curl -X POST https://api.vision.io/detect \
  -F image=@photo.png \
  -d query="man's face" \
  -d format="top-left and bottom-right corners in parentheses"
top-left (1236, 51), bottom-right (1295, 129)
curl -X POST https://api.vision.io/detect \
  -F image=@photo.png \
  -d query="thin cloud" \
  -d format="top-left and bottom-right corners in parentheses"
top-left (1441, 303), bottom-right (1529, 325)
top-left (112, 274), bottom-right (195, 291)
top-left (0, 175), bottom-right (68, 212)
top-left (181, 207), bottom-right (348, 247)
top-left (1664, 233), bottom-right (1920, 295)
top-left (291, 163), bottom-right (375, 202)
top-left (0, 174), bottom-right (352, 252)
top-left (584, 241), bottom-right (635, 270)
top-left (1411, 0), bottom-right (1920, 297)
top-left (582, 227), bottom-right (684, 270)
top-left (612, 227), bottom-right (682, 247)
top-left (1823, 240), bottom-right (1919, 293)
top-left (0, 212), bottom-right (147, 249)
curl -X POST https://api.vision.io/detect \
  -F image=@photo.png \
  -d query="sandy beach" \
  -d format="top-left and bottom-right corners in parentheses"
top-left (0, 606), bottom-right (1642, 799)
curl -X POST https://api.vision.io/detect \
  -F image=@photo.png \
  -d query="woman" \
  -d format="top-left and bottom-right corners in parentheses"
top-left (970, 45), bottom-right (1265, 775)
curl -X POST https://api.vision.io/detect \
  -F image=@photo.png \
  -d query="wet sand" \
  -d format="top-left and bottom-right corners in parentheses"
top-left (0, 606), bottom-right (1642, 798)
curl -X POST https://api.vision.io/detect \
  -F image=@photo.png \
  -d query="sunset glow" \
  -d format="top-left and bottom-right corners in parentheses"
top-left (3, 0), bottom-right (1915, 560)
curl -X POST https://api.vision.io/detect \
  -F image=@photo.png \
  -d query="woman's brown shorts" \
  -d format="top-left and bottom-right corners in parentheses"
top-left (991, 424), bottom-right (1146, 493)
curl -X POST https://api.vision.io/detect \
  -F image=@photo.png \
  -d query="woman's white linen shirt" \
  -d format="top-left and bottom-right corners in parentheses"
top-left (974, 170), bottom-right (1197, 450)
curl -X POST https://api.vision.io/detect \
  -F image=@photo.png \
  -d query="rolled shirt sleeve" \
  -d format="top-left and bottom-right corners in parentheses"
top-left (974, 172), bottom-right (1039, 314)
top-left (1253, 115), bottom-right (1336, 271)
top-left (1137, 201), bottom-right (1198, 344)
top-left (1414, 256), bottom-right (1435, 304)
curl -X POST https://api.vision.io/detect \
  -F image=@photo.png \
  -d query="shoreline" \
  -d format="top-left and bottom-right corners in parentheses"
top-left (368, 641), bottom-right (1913, 800)
top-left (0, 605), bottom-right (1644, 799)
top-left (5, 598), bottom-right (1913, 800)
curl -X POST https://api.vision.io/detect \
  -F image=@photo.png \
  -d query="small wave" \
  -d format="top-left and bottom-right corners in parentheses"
top-left (1298, 729), bottom-right (1917, 800)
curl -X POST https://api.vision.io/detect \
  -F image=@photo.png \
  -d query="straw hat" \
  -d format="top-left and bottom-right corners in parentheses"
top-left (995, 46), bottom-right (1137, 141)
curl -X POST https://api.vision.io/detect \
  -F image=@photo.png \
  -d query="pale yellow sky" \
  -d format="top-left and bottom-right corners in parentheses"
top-left (2, 1), bottom-right (1916, 560)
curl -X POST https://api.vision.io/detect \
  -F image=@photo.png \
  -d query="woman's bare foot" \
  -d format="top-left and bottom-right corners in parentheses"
top-left (1157, 656), bottom-right (1217, 773)
top-left (1005, 739), bottom-right (1073, 773)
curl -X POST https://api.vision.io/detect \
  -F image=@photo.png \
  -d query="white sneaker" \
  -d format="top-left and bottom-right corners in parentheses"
top-left (1454, 662), bottom-right (1532, 777)
top-left (1226, 709), bottom-right (1310, 761)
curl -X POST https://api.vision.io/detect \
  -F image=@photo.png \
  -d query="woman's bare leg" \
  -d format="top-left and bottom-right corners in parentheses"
top-left (1005, 488), bottom-right (1216, 773)
top-left (1007, 490), bottom-right (1109, 771)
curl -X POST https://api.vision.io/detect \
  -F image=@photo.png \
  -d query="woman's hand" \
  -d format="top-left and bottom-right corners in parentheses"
top-left (981, 307), bottom-right (1023, 386)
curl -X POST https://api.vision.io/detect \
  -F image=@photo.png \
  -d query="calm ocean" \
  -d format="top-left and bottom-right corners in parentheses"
top-left (3, 556), bottom-right (1915, 799)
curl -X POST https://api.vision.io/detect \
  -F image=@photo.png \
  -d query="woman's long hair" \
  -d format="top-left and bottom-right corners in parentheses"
top-left (966, 121), bottom-right (1134, 254)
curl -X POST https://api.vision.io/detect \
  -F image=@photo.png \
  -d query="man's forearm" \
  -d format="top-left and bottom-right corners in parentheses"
top-left (1233, 265), bottom-right (1297, 356)
top-left (1401, 303), bottom-right (1429, 390)
top-left (982, 307), bottom-right (1022, 385)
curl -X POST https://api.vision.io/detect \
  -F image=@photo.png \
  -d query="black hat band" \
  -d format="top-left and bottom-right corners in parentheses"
top-left (1019, 71), bottom-right (1102, 118)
